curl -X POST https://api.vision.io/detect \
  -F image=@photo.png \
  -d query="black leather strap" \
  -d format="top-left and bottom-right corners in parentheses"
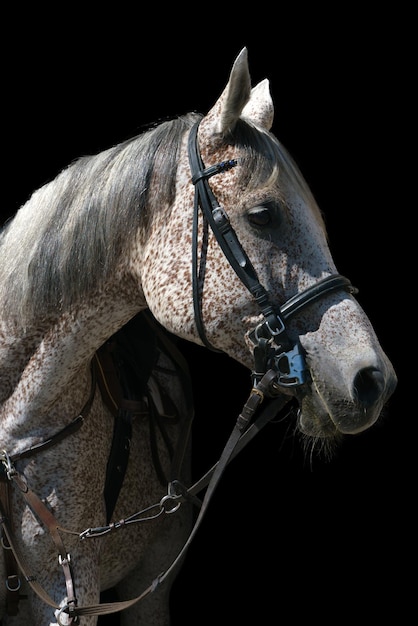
top-left (188, 122), bottom-right (289, 350)
top-left (280, 274), bottom-right (358, 320)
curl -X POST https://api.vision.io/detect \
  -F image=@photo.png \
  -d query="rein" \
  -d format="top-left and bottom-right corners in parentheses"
top-left (0, 363), bottom-right (292, 623)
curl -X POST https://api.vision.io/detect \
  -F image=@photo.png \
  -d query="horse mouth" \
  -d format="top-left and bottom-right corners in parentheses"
top-left (297, 394), bottom-right (382, 439)
top-left (297, 404), bottom-right (339, 438)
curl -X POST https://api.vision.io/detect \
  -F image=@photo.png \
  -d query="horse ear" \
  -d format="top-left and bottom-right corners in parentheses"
top-left (218, 47), bottom-right (252, 134)
top-left (241, 79), bottom-right (274, 131)
top-left (200, 48), bottom-right (251, 138)
top-left (200, 48), bottom-right (274, 142)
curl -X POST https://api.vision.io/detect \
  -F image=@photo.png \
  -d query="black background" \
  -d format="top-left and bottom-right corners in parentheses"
top-left (2, 9), bottom-right (412, 624)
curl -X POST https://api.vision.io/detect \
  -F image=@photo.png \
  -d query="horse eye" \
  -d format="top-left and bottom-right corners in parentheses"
top-left (247, 206), bottom-right (272, 227)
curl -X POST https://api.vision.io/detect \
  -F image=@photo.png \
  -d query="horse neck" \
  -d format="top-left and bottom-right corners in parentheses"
top-left (0, 290), bottom-right (143, 440)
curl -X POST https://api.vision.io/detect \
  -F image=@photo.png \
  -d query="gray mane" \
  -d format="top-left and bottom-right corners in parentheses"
top-left (0, 112), bottom-right (321, 328)
top-left (0, 113), bottom-right (200, 325)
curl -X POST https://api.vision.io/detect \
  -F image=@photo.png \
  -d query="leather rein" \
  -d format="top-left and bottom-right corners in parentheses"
top-left (0, 362), bottom-right (293, 623)
top-left (0, 121), bottom-right (358, 623)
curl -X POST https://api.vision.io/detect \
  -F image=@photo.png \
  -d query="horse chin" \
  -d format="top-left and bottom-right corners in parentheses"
top-left (296, 401), bottom-right (346, 460)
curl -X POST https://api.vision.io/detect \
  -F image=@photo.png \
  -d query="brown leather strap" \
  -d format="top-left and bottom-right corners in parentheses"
top-left (16, 476), bottom-right (77, 608)
top-left (0, 487), bottom-right (61, 612)
top-left (10, 365), bottom-right (96, 464)
top-left (0, 364), bottom-right (96, 620)
top-left (0, 477), bottom-right (25, 616)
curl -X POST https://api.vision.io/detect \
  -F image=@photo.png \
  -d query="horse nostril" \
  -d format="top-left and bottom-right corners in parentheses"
top-left (353, 367), bottom-right (385, 408)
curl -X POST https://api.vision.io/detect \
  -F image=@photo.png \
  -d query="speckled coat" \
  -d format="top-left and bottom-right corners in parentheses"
top-left (0, 48), bottom-right (397, 625)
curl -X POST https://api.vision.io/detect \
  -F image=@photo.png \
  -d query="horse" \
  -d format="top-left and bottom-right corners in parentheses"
top-left (0, 47), bottom-right (397, 625)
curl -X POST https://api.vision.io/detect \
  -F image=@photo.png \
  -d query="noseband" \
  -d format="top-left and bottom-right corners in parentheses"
top-left (188, 121), bottom-right (357, 389)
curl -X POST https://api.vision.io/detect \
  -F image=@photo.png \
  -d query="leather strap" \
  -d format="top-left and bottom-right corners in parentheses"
top-left (6, 473), bottom-right (78, 618)
top-left (156, 370), bottom-right (289, 587)
top-left (188, 121), bottom-right (290, 351)
top-left (0, 365), bottom-right (96, 621)
top-left (0, 369), bottom-right (289, 621)
top-left (0, 477), bottom-right (25, 616)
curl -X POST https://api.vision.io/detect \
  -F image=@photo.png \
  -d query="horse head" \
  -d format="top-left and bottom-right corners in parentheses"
top-left (142, 48), bottom-right (397, 446)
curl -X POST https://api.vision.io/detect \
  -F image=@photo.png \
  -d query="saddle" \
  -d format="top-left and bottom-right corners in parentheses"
top-left (94, 310), bottom-right (193, 523)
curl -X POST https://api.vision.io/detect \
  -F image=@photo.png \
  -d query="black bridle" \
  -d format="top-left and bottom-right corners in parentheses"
top-left (188, 121), bottom-right (357, 390)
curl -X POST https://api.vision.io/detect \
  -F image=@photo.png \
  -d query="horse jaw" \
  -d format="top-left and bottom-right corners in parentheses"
top-left (202, 47), bottom-right (274, 139)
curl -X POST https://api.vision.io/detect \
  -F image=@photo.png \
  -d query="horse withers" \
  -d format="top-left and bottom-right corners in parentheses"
top-left (0, 48), bottom-right (397, 625)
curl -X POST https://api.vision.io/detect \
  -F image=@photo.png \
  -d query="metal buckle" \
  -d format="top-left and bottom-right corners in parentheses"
top-left (212, 205), bottom-right (229, 230)
top-left (0, 450), bottom-right (16, 480)
top-left (58, 553), bottom-right (71, 566)
top-left (56, 604), bottom-right (74, 625)
top-left (265, 315), bottom-right (286, 337)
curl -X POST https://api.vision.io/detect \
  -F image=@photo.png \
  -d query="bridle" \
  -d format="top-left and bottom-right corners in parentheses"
top-left (188, 120), bottom-right (357, 390)
top-left (0, 121), bottom-right (359, 624)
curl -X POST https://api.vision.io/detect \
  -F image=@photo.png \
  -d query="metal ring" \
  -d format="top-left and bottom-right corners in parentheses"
top-left (160, 495), bottom-right (181, 514)
top-left (5, 575), bottom-right (21, 592)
